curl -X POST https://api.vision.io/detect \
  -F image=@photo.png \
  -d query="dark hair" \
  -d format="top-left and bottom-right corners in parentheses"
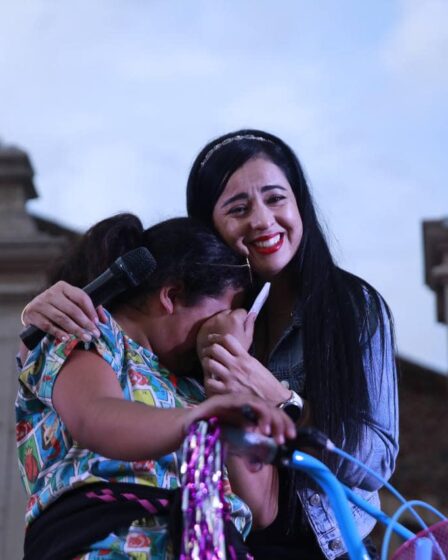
top-left (50, 213), bottom-right (250, 310)
top-left (187, 129), bottom-right (395, 455)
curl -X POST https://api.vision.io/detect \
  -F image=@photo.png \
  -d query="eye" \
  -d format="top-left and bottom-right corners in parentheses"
top-left (227, 204), bottom-right (249, 216)
top-left (266, 194), bottom-right (286, 205)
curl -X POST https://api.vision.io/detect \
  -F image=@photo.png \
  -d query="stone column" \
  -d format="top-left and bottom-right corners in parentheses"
top-left (422, 218), bottom-right (448, 376)
top-left (0, 145), bottom-right (68, 558)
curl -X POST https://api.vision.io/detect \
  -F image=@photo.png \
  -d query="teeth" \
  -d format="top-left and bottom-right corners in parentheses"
top-left (254, 234), bottom-right (281, 248)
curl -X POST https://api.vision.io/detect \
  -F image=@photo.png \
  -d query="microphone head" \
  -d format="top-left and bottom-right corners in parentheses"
top-left (115, 247), bottom-right (157, 287)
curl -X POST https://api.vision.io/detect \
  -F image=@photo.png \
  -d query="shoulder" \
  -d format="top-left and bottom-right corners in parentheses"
top-left (19, 310), bottom-right (126, 406)
top-left (337, 268), bottom-right (390, 313)
top-left (336, 268), bottom-right (393, 339)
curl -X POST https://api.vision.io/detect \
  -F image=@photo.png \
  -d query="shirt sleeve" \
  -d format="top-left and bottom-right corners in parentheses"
top-left (335, 296), bottom-right (399, 490)
top-left (18, 312), bottom-right (125, 410)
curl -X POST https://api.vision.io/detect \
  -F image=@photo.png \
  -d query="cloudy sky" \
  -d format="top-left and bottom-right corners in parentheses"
top-left (1, 1), bottom-right (447, 372)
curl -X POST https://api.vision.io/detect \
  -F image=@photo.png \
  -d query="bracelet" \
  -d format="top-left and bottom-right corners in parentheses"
top-left (277, 390), bottom-right (304, 410)
top-left (277, 390), bottom-right (305, 423)
top-left (20, 303), bottom-right (31, 327)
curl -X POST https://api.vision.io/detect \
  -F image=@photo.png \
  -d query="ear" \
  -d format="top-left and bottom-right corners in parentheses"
top-left (158, 283), bottom-right (185, 315)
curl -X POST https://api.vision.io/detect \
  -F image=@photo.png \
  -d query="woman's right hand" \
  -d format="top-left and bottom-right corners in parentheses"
top-left (190, 392), bottom-right (296, 446)
top-left (22, 281), bottom-right (104, 342)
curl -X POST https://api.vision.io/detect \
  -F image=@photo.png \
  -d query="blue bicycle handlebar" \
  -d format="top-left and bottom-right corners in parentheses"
top-left (222, 427), bottom-right (419, 560)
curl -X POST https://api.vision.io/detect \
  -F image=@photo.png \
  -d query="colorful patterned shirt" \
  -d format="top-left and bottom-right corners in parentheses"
top-left (16, 311), bottom-right (252, 538)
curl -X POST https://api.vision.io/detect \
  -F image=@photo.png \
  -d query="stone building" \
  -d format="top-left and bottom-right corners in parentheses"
top-left (389, 357), bottom-right (448, 517)
top-left (0, 144), bottom-right (77, 558)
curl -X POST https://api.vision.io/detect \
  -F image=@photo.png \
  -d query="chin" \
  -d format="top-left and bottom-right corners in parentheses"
top-left (254, 264), bottom-right (284, 280)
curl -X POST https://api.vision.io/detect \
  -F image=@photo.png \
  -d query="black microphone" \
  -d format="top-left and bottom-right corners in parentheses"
top-left (20, 247), bottom-right (157, 350)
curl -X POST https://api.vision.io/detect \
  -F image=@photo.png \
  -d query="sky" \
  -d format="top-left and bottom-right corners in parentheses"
top-left (0, 0), bottom-right (447, 372)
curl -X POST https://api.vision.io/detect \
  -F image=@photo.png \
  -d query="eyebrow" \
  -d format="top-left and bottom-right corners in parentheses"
top-left (221, 185), bottom-right (287, 208)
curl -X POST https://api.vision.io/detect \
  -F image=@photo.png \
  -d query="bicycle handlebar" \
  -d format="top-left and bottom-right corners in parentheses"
top-left (220, 426), bottom-right (416, 560)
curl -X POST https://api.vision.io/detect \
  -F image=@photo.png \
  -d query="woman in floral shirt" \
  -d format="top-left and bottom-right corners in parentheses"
top-left (17, 214), bottom-right (295, 560)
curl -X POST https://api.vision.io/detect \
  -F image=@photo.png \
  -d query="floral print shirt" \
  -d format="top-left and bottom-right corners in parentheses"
top-left (16, 310), bottom-right (251, 537)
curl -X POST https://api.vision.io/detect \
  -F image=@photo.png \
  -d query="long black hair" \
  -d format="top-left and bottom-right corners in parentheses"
top-left (49, 213), bottom-right (250, 310)
top-left (187, 129), bottom-right (395, 455)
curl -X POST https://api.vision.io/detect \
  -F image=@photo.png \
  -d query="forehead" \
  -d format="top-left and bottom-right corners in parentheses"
top-left (196, 287), bottom-right (245, 313)
top-left (222, 156), bottom-right (292, 195)
top-left (216, 286), bottom-right (245, 307)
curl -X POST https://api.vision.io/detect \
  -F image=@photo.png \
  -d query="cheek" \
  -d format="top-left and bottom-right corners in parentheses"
top-left (294, 217), bottom-right (303, 244)
top-left (213, 218), bottom-right (241, 249)
top-left (183, 314), bottom-right (209, 349)
top-left (292, 224), bottom-right (303, 254)
top-left (288, 207), bottom-right (303, 243)
top-left (213, 212), bottom-right (229, 238)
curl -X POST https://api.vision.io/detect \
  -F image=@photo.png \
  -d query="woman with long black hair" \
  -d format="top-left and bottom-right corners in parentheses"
top-left (186, 130), bottom-right (397, 559)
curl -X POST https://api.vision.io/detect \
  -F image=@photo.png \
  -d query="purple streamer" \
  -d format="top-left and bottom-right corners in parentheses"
top-left (179, 418), bottom-right (232, 559)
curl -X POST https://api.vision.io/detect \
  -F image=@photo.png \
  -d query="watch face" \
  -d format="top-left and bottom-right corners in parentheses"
top-left (283, 403), bottom-right (302, 423)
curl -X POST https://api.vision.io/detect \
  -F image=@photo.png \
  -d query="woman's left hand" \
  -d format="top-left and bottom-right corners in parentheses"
top-left (197, 308), bottom-right (256, 353)
top-left (200, 333), bottom-right (290, 405)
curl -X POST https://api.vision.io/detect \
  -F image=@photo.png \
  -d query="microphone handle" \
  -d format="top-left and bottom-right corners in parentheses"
top-left (84, 267), bottom-right (128, 306)
top-left (20, 269), bottom-right (129, 350)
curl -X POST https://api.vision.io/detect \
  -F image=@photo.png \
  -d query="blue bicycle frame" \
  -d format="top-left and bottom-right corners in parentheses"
top-left (288, 450), bottom-right (429, 560)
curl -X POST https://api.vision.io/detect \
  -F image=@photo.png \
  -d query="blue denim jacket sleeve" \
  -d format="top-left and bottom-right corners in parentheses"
top-left (334, 297), bottom-right (399, 490)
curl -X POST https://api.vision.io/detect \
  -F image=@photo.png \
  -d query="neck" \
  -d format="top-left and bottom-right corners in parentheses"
top-left (112, 305), bottom-right (153, 351)
top-left (254, 268), bottom-right (297, 363)
top-left (267, 268), bottom-right (296, 313)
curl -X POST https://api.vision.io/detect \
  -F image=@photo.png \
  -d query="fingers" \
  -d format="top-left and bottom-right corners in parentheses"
top-left (58, 283), bottom-right (100, 331)
top-left (205, 393), bottom-right (296, 447)
top-left (205, 333), bottom-right (245, 357)
top-left (24, 309), bottom-right (72, 342)
top-left (244, 312), bottom-right (257, 339)
top-left (96, 305), bottom-right (108, 324)
top-left (202, 357), bottom-right (229, 380)
top-left (198, 309), bottom-right (253, 350)
top-left (203, 377), bottom-right (227, 396)
top-left (240, 398), bottom-right (296, 445)
top-left (201, 354), bottom-right (255, 396)
top-left (202, 358), bottom-right (246, 396)
top-left (202, 340), bottom-right (236, 365)
top-left (23, 281), bottom-right (101, 341)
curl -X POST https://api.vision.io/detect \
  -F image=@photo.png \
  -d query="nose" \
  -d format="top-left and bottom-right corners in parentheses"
top-left (249, 201), bottom-right (274, 231)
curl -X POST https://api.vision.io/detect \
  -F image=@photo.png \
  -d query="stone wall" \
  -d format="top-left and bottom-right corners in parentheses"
top-left (0, 145), bottom-right (74, 558)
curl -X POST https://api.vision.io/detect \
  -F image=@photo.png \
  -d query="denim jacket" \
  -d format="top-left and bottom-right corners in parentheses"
top-left (265, 298), bottom-right (399, 559)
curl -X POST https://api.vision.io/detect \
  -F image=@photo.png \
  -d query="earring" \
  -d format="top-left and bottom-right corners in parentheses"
top-left (246, 256), bottom-right (253, 285)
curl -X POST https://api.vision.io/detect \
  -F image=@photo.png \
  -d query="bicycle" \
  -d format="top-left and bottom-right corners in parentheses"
top-left (220, 425), bottom-right (448, 560)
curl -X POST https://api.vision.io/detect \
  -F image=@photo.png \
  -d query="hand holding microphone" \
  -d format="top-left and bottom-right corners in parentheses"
top-left (20, 247), bottom-right (157, 350)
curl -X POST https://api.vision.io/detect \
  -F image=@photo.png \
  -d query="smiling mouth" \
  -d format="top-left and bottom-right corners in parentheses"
top-left (251, 233), bottom-right (284, 254)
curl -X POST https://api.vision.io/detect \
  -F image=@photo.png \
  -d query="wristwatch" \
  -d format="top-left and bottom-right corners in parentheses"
top-left (278, 390), bottom-right (304, 422)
